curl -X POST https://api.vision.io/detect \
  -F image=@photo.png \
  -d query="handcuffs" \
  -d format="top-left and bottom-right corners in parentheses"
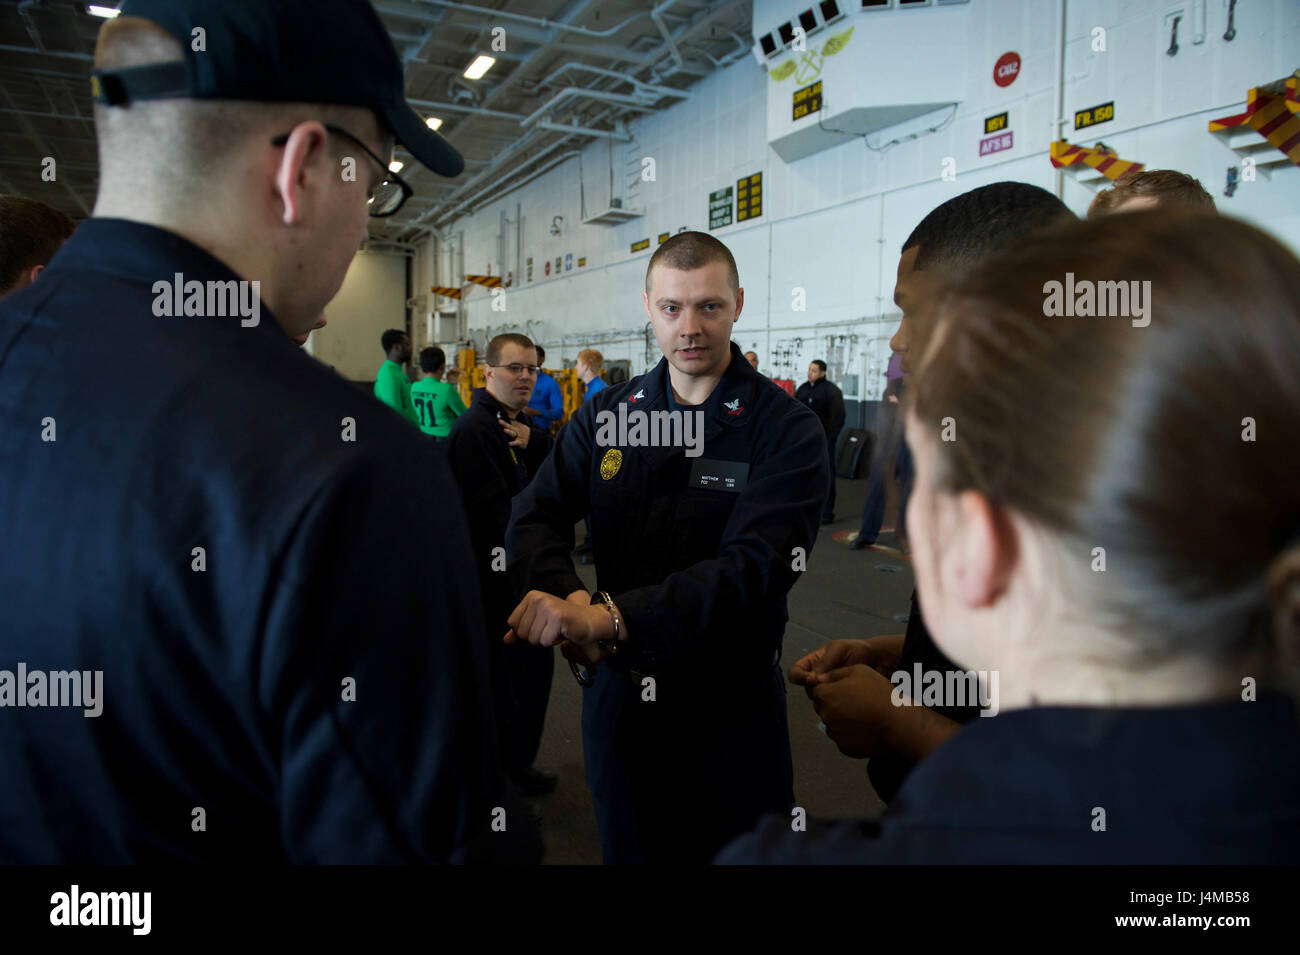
top-left (569, 590), bottom-right (621, 687)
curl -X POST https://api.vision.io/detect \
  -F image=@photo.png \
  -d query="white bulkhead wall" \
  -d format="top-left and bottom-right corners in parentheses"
top-left (429, 0), bottom-right (1300, 394)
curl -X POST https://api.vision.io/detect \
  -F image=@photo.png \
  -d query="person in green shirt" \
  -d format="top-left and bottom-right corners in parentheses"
top-left (411, 346), bottom-right (467, 440)
top-left (374, 328), bottom-right (417, 425)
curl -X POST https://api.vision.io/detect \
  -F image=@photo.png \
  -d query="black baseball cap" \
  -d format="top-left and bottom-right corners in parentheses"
top-left (90, 0), bottom-right (463, 177)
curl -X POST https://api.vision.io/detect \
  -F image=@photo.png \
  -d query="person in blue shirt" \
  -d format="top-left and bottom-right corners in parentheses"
top-left (577, 348), bottom-right (607, 402)
top-left (523, 344), bottom-right (564, 429)
top-left (572, 348), bottom-right (607, 563)
top-left (721, 211), bottom-right (1300, 864)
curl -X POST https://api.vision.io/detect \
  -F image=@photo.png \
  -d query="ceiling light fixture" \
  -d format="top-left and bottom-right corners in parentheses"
top-left (87, 4), bottom-right (120, 17)
top-left (463, 55), bottom-right (496, 80)
top-left (426, 117), bottom-right (443, 131)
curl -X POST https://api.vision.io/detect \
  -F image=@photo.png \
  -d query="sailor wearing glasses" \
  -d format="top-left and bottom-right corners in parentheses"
top-left (447, 334), bottom-right (558, 806)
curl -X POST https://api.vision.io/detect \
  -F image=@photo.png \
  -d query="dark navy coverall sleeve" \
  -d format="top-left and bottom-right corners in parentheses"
top-left (509, 393), bottom-right (829, 670)
top-left (264, 439), bottom-right (539, 864)
top-left (507, 404), bottom-right (597, 602)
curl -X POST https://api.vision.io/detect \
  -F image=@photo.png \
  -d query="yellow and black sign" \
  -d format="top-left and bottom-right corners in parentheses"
top-left (1074, 101), bottom-right (1114, 130)
top-left (577, 257), bottom-right (586, 267)
top-left (793, 80), bottom-right (823, 121)
top-left (658, 232), bottom-right (671, 244)
top-left (737, 172), bottom-right (763, 222)
top-left (630, 238), bottom-right (650, 253)
top-left (984, 111), bottom-right (1009, 135)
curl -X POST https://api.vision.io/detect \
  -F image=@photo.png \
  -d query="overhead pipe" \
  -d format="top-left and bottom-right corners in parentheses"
top-left (649, 0), bottom-right (685, 76)
top-left (413, 0), bottom-right (743, 228)
top-left (645, 0), bottom-right (750, 83)
top-left (405, 97), bottom-right (526, 121)
top-left (427, 99), bottom-right (625, 227)
top-left (520, 87), bottom-right (654, 129)
top-left (0, 42), bottom-right (91, 61)
top-left (417, 127), bottom-right (562, 227)
top-left (0, 106), bottom-right (87, 123)
top-left (412, 0), bottom-right (650, 39)
top-left (17, 0), bottom-right (46, 54)
top-left (448, 137), bottom-right (579, 222)
top-left (532, 62), bottom-right (691, 101)
top-left (535, 120), bottom-right (631, 141)
top-left (1053, 0), bottom-right (1067, 199)
top-left (431, 133), bottom-right (580, 228)
top-left (549, 40), bottom-right (667, 67)
top-left (431, 0), bottom-right (603, 147)
top-left (700, 31), bottom-right (752, 69)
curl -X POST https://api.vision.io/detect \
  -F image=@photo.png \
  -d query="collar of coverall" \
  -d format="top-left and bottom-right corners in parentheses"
top-left (625, 341), bottom-right (758, 441)
top-left (632, 341), bottom-right (757, 429)
top-left (472, 386), bottom-right (529, 422)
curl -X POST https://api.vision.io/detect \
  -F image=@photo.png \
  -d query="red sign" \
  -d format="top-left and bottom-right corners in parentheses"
top-left (994, 51), bottom-right (1021, 87)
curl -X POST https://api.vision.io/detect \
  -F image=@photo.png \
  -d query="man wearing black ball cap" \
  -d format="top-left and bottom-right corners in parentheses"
top-left (0, 0), bottom-right (539, 863)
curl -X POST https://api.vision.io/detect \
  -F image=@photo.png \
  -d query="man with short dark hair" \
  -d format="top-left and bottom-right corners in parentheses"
top-left (795, 359), bottom-right (845, 524)
top-left (0, 195), bottom-right (76, 300)
top-left (411, 345), bottom-right (466, 440)
top-left (448, 333), bottom-right (557, 802)
top-left (0, 0), bottom-right (536, 864)
top-left (781, 181), bottom-right (1076, 812)
top-left (375, 328), bottom-right (417, 424)
top-left (506, 230), bottom-right (828, 863)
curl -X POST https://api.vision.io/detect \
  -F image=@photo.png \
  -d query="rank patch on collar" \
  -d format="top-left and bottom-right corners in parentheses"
top-left (724, 397), bottom-right (744, 416)
top-left (628, 388), bottom-right (646, 404)
top-left (600, 448), bottom-right (623, 480)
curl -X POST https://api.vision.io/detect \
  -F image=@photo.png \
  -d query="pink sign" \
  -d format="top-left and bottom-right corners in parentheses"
top-left (979, 131), bottom-right (1014, 156)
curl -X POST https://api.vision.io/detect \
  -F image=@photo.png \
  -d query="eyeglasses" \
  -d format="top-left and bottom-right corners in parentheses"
top-left (489, 363), bottom-right (541, 377)
top-left (271, 123), bottom-right (413, 217)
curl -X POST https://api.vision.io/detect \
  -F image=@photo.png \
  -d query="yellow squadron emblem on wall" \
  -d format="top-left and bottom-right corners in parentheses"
top-left (600, 448), bottom-right (622, 480)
